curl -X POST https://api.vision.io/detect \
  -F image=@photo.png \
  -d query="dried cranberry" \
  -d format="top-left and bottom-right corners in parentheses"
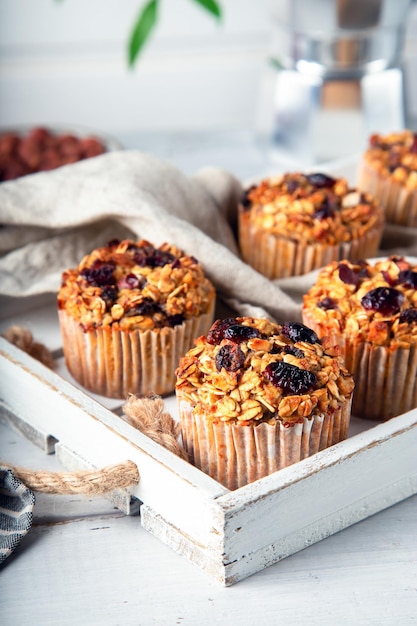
top-left (80, 262), bottom-right (115, 287)
top-left (281, 322), bottom-right (320, 344)
top-left (382, 270), bottom-right (398, 287)
top-left (283, 345), bottom-right (305, 358)
top-left (285, 177), bottom-right (300, 194)
top-left (318, 297), bottom-right (337, 310)
top-left (313, 195), bottom-right (336, 220)
top-left (130, 243), bottom-right (173, 268)
top-left (171, 258), bottom-right (181, 269)
top-left (361, 287), bottom-right (404, 316)
top-left (100, 285), bottom-right (118, 308)
top-left (399, 308), bottom-right (417, 324)
top-left (398, 270), bottom-right (417, 289)
top-left (167, 313), bottom-right (185, 327)
top-left (338, 263), bottom-right (359, 287)
top-left (106, 239), bottom-right (121, 249)
top-left (215, 344), bottom-right (245, 372)
top-left (241, 186), bottom-right (255, 209)
top-left (306, 173), bottom-right (336, 189)
top-left (411, 133), bottom-right (417, 154)
top-left (264, 361), bottom-right (317, 395)
top-left (206, 318), bottom-right (238, 345)
top-left (223, 324), bottom-right (261, 344)
top-left (117, 273), bottom-right (142, 290)
top-left (125, 298), bottom-right (158, 317)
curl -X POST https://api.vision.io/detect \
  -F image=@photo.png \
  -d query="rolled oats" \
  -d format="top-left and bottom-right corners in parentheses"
top-left (302, 256), bottom-right (417, 420)
top-left (58, 238), bottom-right (215, 332)
top-left (175, 316), bottom-right (354, 426)
top-left (240, 173), bottom-right (383, 246)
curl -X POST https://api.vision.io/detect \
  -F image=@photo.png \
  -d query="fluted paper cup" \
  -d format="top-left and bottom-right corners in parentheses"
top-left (358, 160), bottom-right (417, 227)
top-left (178, 399), bottom-right (352, 490)
top-left (238, 207), bottom-right (383, 279)
top-left (59, 299), bottom-right (215, 398)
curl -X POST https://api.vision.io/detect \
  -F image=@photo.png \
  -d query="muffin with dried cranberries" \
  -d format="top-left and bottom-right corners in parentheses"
top-left (58, 238), bottom-right (216, 398)
top-left (358, 130), bottom-right (417, 226)
top-left (238, 172), bottom-right (384, 279)
top-left (175, 317), bottom-right (354, 490)
top-left (302, 256), bottom-right (417, 421)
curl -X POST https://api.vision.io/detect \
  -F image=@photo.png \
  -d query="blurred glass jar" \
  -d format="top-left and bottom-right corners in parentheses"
top-left (265, 0), bottom-right (415, 166)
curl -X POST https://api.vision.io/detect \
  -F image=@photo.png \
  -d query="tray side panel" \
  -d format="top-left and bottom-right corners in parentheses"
top-left (0, 339), bottom-right (226, 547)
top-left (218, 423), bottom-right (417, 585)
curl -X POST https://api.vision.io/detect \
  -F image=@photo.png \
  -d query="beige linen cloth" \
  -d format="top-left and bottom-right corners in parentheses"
top-left (0, 149), bottom-right (415, 322)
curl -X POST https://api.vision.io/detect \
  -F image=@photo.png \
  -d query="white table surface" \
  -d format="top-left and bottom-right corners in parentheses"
top-left (1, 131), bottom-right (416, 626)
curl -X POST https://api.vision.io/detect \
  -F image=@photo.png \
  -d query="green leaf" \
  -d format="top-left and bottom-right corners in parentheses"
top-left (128, 0), bottom-right (158, 68)
top-left (191, 0), bottom-right (222, 20)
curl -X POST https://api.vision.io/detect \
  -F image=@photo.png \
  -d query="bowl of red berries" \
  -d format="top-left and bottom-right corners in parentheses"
top-left (0, 125), bottom-right (122, 182)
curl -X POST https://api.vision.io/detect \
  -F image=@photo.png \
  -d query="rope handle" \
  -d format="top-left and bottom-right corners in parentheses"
top-left (2, 325), bottom-right (188, 495)
top-left (5, 460), bottom-right (140, 495)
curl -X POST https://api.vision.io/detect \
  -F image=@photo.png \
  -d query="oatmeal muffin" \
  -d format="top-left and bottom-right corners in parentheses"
top-left (358, 130), bottom-right (417, 226)
top-left (238, 172), bottom-right (384, 279)
top-left (58, 238), bottom-right (216, 398)
top-left (302, 256), bottom-right (417, 421)
top-left (175, 317), bottom-right (354, 490)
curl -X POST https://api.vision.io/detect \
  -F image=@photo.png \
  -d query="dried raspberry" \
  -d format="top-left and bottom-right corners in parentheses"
top-left (264, 361), bottom-right (317, 395)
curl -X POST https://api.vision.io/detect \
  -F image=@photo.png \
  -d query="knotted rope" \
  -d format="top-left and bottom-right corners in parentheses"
top-left (1, 326), bottom-right (186, 495)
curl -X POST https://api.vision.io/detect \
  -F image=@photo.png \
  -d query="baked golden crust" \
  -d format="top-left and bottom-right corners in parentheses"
top-left (175, 317), bottom-right (354, 426)
top-left (240, 172), bottom-right (384, 245)
top-left (302, 256), bottom-right (417, 348)
top-left (362, 130), bottom-right (417, 189)
top-left (58, 238), bottom-right (215, 332)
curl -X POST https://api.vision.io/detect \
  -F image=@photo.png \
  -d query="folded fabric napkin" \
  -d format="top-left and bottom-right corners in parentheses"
top-left (0, 466), bottom-right (35, 564)
top-left (1, 149), bottom-right (416, 322)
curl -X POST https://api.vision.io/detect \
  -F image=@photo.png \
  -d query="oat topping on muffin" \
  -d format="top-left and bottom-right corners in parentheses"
top-left (58, 238), bottom-right (215, 332)
top-left (302, 256), bottom-right (417, 347)
top-left (241, 173), bottom-right (383, 245)
top-left (363, 130), bottom-right (417, 189)
top-left (175, 317), bottom-right (354, 425)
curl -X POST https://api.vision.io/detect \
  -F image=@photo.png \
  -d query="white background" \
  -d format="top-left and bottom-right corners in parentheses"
top-left (0, 0), bottom-right (416, 139)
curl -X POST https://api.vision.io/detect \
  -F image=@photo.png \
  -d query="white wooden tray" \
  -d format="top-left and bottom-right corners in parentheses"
top-left (0, 298), bottom-right (416, 586)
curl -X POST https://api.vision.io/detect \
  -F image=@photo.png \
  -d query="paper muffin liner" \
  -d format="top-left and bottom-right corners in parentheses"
top-left (358, 159), bottom-right (417, 227)
top-left (238, 207), bottom-right (383, 279)
top-left (302, 311), bottom-right (417, 421)
top-left (178, 399), bottom-right (352, 490)
top-left (59, 299), bottom-right (215, 399)
top-left (343, 339), bottom-right (417, 421)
